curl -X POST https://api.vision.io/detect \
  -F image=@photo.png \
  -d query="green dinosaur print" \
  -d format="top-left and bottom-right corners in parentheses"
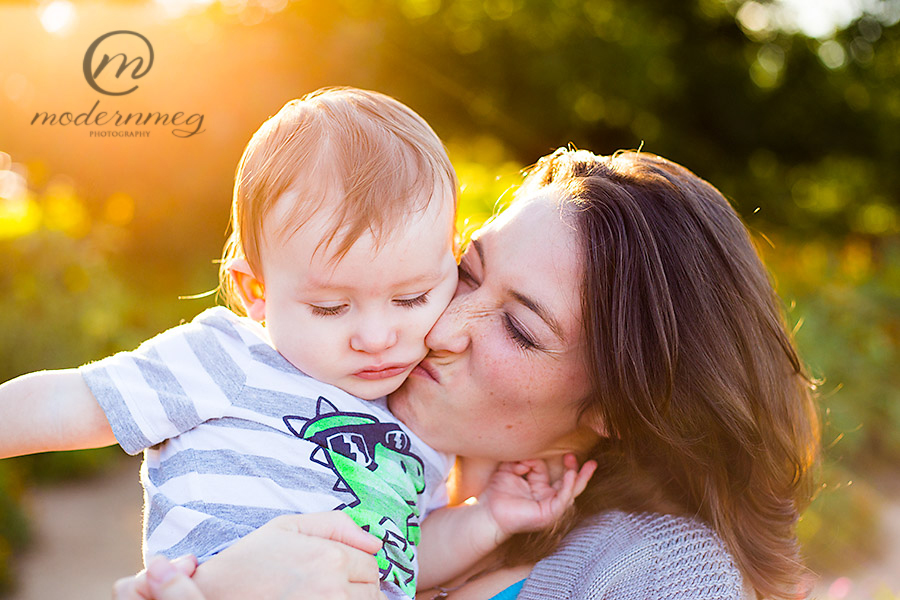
top-left (284, 397), bottom-right (426, 598)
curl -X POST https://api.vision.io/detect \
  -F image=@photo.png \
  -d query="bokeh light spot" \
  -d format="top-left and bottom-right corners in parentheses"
top-left (43, 181), bottom-right (90, 239)
top-left (818, 40), bottom-right (847, 70)
top-left (828, 576), bottom-right (852, 599)
top-left (0, 193), bottom-right (41, 240)
top-left (38, 0), bottom-right (77, 35)
top-left (104, 193), bottom-right (135, 227)
top-left (400, 0), bottom-right (441, 19)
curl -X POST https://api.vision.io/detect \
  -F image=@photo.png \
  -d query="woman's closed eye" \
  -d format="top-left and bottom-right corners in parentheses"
top-left (459, 256), bottom-right (541, 351)
top-left (503, 312), bottom-right (539, 350)
top-left (457, 262), bottom-right (479, 288)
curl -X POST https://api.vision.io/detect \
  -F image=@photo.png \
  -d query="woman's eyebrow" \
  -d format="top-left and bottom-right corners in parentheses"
top-left (473, 238), bottom-right (565, 343)
top-left (471, 238), bottom-right (486, 271)
top-left (509, 290), bottom-right (565, 342)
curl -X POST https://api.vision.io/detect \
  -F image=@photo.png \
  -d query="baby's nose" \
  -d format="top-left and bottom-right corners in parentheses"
top-left (350, 322), bottom-right (399, 354)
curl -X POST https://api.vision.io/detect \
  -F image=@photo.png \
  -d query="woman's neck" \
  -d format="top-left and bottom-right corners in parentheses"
top-left (451, 443), bottom-right (596, 505)
top-left (449, 456), bottom-right (499, 504)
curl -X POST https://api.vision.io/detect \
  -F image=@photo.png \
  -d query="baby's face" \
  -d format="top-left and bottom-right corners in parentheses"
top-left (256, 188), bottom-right (458, 400)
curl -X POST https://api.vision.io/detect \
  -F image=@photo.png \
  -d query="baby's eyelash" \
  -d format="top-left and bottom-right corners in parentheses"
top-left (395, 293), bottom-right (429, 308)
top-left (310, 304), bottom-right (347, 317)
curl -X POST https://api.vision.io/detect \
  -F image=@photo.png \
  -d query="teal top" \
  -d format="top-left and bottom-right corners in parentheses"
top-left (488, 579), bottom-right (526, 600)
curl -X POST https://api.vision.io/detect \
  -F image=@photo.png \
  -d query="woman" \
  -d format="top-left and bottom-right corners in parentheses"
top-left (117, 148), bottom-right (819, 600)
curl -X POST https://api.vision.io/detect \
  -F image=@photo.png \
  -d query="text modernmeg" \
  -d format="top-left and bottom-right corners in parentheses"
top-left (32, 100), bottom-right (205, 138)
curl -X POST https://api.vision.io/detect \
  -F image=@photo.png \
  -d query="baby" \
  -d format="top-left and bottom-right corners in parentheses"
top-left (0, 88), bottom-right (590, 599)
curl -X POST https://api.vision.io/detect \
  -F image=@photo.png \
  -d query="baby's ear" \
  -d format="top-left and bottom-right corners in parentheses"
top-left (226, 258), bottom-right (266, 322)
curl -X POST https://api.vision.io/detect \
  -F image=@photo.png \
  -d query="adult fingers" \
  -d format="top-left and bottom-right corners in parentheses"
top-left (112, 574), bottom-right (149, 600)
top-left (273, 512), bottom-right (382, 555)
top-left (112, 556), bottom-right (197, 600)
top-left (146, 556), bottom-right (207, 600)
top-left (346, 582), bottom-right (389, 600)
top-left (170, 555), bottom-right (199, 577)
top-left (314, 536), bottom-right (382, 584)
top-left (270, 513), bottom-right (381, 584)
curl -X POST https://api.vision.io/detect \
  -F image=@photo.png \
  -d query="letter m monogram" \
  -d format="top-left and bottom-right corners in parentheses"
top-left (93, 53), bottom-right (145, 80)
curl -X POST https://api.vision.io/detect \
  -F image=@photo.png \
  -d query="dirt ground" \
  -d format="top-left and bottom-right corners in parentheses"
top-left (7, 459), bottom-right (900, 600)
top-left (10, 457), bottom-right (144, 600)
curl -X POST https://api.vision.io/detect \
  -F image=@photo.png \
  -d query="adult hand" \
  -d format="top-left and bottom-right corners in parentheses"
top-left (113, 555), bottom-right (199, 600)
top-left (112, 512), bottom-right (386, 600)
top-left (146, 556), bottom-right (204, 600)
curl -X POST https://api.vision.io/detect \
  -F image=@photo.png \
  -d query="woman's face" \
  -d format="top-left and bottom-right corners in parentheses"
top-left (388, 190), bottom-right (597, 461)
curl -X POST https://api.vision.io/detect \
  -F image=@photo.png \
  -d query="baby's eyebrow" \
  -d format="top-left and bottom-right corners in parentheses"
top-left (391, 268), bottom-right (446, 289)
top-left (301, 267), bottom-right (445, 294)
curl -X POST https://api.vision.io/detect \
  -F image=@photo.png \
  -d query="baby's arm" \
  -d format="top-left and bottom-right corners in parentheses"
top-left (416, 454), bottom-right (596, 590)
top-left (0, 369), bottom-right (115, 459)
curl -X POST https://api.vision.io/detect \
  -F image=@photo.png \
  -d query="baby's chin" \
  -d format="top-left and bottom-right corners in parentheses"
top-left (385, 383), bottom-right (430, 439)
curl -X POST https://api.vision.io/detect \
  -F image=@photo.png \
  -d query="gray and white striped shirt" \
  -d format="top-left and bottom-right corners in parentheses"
top-left (82, 307), bottom-right (450, 598)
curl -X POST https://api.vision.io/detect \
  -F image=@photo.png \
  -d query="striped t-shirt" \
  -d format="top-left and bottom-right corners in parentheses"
top-left (81, 306), bottom-right (451, 599)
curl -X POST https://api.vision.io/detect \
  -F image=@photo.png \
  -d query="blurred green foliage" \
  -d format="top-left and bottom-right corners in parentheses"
top-left (762, 236), bottom-right (900, 573)
top-left (0, 167), bottom-right (216, 593)
top-left (283, 0), bottom-right (900, 239)
top-left (1, 0), bottom-right (899, 595)
top-left (0, 465), bottom-right (28, 597)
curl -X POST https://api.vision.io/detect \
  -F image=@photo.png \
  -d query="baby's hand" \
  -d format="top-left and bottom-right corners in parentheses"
top-left (480, 453), bottom-right (597, 536)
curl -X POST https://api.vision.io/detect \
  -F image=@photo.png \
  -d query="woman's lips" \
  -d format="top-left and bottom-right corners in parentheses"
top-left (354, 364), bottom-right (410, 380)
top-left (411, 360), bottom-right (440, 383)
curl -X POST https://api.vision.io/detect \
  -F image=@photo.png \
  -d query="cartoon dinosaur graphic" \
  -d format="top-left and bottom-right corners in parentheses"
top-left (284, 397), bottom-right (426, 598)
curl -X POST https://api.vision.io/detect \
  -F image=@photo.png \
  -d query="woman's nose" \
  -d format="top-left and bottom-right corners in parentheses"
top-left (424, 293), bottom-right (472, 355)
top-left (350, 321), bottom-right (399, 354)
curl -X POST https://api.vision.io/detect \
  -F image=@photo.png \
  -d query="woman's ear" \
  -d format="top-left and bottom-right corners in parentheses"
top-left (581, 405), bottom-right (610, 439)
top-left (227, 258), bottom-right (266, 322)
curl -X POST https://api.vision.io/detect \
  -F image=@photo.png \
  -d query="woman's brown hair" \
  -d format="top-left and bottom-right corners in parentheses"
top-left (504, 148), bottom-right (819, 599)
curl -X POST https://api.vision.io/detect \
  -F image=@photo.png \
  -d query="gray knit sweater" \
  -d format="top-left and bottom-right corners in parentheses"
top-left (517, 511), bottom-right (747, 600)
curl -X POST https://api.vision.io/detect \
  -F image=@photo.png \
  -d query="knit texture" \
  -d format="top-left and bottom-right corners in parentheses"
top-left (518, 510), bottom-right (747, 600)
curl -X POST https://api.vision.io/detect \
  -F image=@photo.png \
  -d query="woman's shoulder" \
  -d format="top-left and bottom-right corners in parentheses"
top-left (518, 510), bottom-right (748, 600)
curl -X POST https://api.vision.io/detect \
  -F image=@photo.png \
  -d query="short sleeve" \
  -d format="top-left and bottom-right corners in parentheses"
top-left (81, 308), bottom-right (248, 454)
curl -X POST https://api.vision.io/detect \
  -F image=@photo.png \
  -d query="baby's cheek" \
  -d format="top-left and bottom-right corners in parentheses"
top-left (421, 303), bottom-right (449, 337)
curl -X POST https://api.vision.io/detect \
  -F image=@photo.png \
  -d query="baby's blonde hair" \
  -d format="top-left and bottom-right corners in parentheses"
top-left (220, 87), bottom-right (458, 313)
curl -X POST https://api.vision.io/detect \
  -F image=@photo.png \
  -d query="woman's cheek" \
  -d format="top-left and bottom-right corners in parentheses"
top-left (480, 349), bottom-right (522, 399)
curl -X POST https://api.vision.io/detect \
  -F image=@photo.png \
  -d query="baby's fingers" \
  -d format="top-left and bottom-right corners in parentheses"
top-left (498, 461), bottom-right (534, 476)
top-left (522, 459), bottom-right (552, 486)
top-left (545, 468), bottom-right (579, 515)
top-left (550, 456), bottom-right (597, 503)
top-left (572, 460), bottom-right (598, 497)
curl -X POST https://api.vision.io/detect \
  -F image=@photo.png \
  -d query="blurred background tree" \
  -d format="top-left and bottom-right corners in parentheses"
top-left (1, 0), bottom-right (899, 595)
